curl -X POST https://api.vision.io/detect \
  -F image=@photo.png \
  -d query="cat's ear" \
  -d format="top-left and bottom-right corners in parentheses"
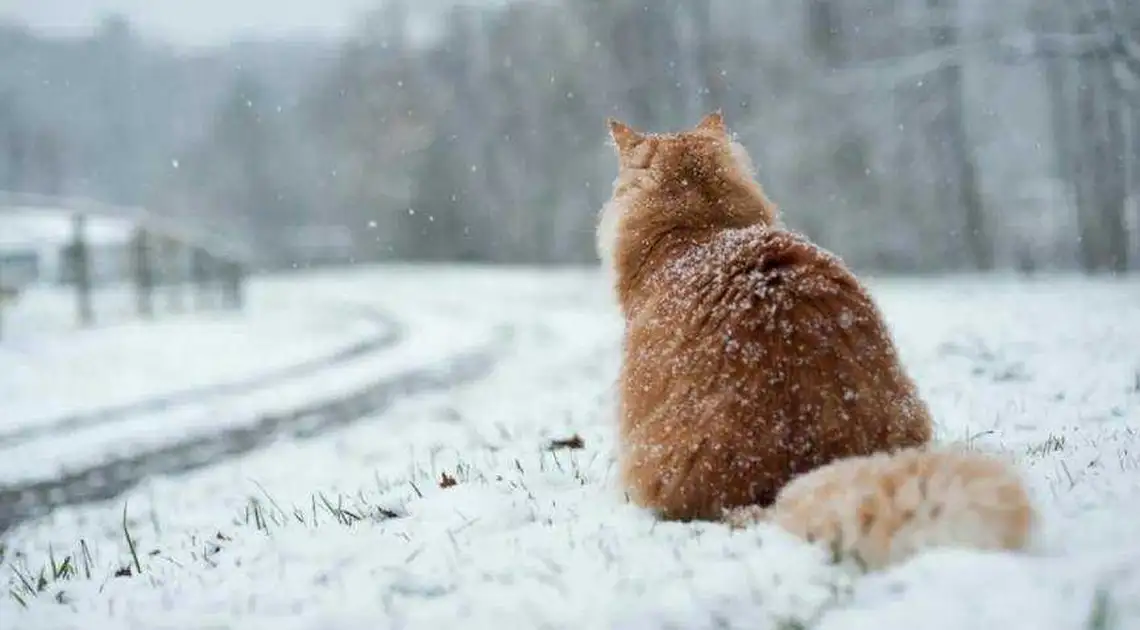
top-left (696, 110), bottom-right (727, 136)
top-left (607, 118), bottom-right (644, 154)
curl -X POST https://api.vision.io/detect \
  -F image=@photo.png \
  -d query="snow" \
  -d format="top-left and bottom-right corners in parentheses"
top-left (0, 268), bottom-right (512, 486)
top-left (0, 276), bottom-right (389, 434)
top-left (2, 268), bottom-right (1140, 629)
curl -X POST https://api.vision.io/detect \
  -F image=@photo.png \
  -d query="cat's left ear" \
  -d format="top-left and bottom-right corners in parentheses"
top-left (608, 118), bottom-right (644, 154)
top-left (696, 110), bottom-right (727, 136)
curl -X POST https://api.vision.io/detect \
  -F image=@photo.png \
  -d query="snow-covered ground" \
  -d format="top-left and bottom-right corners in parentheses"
top-left (2, 267), bottom-right (1139, 630)
top-left (0, 277), bottom-right (391, 434)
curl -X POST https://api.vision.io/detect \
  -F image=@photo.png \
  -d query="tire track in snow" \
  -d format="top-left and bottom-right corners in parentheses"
top-left (0, 325), bottom-right (515, 536)
top-left (0, 305), bottom-right (402, 449)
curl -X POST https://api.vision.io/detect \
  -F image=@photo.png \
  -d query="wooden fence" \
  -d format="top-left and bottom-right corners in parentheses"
top-left (0, 197), bottom-right (250, 340)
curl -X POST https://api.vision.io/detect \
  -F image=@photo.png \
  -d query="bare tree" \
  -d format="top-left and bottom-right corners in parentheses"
top-left (1032, 1), bottom-right (1132, 272)
top-left (0, 93), bottom-right (27, 192)
top-left (926, 0), bottom-right (993, 270)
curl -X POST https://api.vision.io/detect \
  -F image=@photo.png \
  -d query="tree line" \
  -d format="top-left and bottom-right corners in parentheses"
top-left (0, 0), bottom-right (1137, 272)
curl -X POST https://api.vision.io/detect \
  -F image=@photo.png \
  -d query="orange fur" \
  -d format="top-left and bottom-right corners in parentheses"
top-left (725, 446), bottom-right (1036, 571)
top-left (598, 112), bottom-right (933, 521)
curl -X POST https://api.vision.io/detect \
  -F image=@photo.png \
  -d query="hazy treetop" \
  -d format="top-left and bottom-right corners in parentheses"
top-left (1, 0), bottom-right (429, 48)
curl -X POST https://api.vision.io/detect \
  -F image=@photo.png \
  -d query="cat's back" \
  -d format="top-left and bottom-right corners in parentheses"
top-left (660, 225), bottom-right (849, 292)
top-left (638, 224), bottom-right (881, 357)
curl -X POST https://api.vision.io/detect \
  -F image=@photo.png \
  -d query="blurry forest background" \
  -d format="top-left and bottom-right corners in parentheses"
top-left (1, 0), bottom-right (1138, 273)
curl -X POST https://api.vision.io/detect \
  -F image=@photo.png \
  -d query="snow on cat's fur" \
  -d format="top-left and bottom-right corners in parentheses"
top-left (596, 112), bottom-right (934, 521)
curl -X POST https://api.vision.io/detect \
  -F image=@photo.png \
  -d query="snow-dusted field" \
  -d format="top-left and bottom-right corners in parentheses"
top-left (1, 267), bottom-right (1139, 630)
top-left (0, 276), bottom-right (390, 432)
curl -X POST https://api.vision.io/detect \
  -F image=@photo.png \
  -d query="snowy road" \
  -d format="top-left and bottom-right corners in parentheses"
top-left (0, 267), bottom-right (533, 533)
top-left (2, 268), bottom-right (1139, 630)
top-left (0, 303), bottom-right (400, 449)
top-left (0, 327), bottom-right (511, 534)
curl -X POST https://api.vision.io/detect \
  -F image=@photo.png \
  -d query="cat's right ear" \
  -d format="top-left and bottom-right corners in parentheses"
top-left (696, 110), bottom-right (727, 136)
top-left (607, 118), bottom-right (644, 155)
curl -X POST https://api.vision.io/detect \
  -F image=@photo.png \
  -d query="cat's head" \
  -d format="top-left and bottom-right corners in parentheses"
top-left (607, 110), bottom-right (755, 179)
top-left (596, 111), bottom-right (773, 272)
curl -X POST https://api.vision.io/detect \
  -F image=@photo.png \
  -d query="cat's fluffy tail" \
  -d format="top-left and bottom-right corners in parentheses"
top-left (724, 446), bottom-right (1036, 571)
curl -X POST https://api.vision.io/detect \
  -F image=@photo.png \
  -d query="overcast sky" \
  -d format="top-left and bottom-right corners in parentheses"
top-left (0, 0), bottom-right (396, 48)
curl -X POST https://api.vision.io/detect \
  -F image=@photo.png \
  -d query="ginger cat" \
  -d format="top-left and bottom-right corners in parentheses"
top-left (597, 112), bottom-right (933, 521)
top-left (724, 446), bottom-right (1036, 571)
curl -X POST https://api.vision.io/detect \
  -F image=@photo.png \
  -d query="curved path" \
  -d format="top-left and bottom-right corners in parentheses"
top-left (0, 305), bottom-right (402, 449)
top-left (0, 268), bottom-right (601, 538)
top-left (0, 323), bottom-right (513, 535)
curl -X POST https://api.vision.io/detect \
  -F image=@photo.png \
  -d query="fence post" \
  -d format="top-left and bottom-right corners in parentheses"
top-left (191, 247), bottom-right (212, 310)
top-left (131, 226), bottom-right (154, 318)
top-left (222, 260), bottom-right (245, 311)
top-left (162, 235), bottom-right (185, 313)
top-left (68, 213), bottom-right (93, 327)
